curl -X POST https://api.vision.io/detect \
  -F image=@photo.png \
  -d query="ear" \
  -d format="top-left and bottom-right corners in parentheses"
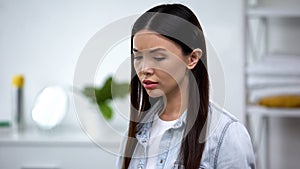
top-left (186, 48), bottom-right (202, 70)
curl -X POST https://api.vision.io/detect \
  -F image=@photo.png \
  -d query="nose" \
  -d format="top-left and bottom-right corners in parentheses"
top-left (141, 65), bottom-right (154, 76)
top-left (142, 67), bottom-right (154, 76)
top-left (141, 60), bottom-right (154, 76)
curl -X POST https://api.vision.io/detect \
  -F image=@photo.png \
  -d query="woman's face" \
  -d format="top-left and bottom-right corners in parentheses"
top-left (133, 30), bottom-right (190, 98)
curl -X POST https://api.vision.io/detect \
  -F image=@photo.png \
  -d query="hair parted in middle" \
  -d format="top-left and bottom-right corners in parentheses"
top-left (123, 4), bottom-right (209, 169)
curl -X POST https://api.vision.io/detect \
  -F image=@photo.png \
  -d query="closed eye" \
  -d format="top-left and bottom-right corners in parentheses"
top-left (154, 57), bottom-right (165, 61)
top-left (134, 56), bottom-right (143, 60)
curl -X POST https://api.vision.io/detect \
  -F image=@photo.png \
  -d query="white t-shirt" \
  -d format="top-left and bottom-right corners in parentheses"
top-left (145, 113), bottom-right (178, 169)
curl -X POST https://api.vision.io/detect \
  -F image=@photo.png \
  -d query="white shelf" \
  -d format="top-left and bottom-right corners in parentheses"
top-left (247, 105), bottom-right (300, 117)
top-left (246, 54), bottom-right (300, 76)
top-left (245, 2), bottom-right (300, 169)
top-left (0, 125), bottom-right (122, 147)
top-left (247, 7), bottom-right (300, 18)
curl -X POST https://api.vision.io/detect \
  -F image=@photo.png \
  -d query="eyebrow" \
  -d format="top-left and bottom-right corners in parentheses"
top-left (133, 48), bottom-right (166, 53)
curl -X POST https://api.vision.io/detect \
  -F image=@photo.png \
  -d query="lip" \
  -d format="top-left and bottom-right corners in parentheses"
top-left (142, 79), bottom-right (158, 89)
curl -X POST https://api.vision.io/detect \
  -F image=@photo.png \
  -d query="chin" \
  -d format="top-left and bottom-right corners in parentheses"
top-left (146, 89), bottom-right (165, 98)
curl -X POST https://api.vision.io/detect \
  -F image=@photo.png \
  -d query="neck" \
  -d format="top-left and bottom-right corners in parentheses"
top-left (160, 76), bottom-right (189, 121)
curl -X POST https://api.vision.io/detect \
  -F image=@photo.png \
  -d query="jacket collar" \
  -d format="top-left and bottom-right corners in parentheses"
top-left (136, 99), bottom-right (188, 145)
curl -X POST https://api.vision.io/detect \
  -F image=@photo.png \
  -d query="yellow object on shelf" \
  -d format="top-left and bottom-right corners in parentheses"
top-left (12, 75), bottom-right (24, 88)
top-left (258, 95), bottom-right (300, 108)
top-left (11, 74), bottom-right (25, 133)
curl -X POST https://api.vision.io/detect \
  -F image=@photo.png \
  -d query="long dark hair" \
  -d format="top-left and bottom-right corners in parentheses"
top-left (122, 4), bottom-right (209, 169)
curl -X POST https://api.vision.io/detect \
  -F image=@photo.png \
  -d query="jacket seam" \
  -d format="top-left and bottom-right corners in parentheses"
top-left (213, 120), bottom-right (235, 169)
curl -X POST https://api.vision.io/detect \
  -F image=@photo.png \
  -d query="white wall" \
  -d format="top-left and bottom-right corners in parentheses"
top-left (0, 0), bottom-right (245, 168)
top-left (8, 0), bottom-right (300, 169)
top-left (0, 0), bottom-right (245, 124)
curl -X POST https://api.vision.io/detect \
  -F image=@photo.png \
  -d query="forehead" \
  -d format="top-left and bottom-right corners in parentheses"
top-left (133, 30), bottom-right (181, 54)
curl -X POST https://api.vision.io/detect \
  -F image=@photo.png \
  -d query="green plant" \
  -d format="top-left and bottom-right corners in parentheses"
top-left (82, 76), bottom-right (129, 120)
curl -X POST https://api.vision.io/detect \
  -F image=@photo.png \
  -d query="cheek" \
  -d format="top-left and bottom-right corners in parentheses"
top-left (133, 61), bottom-right (142, 77)
top-left (159, 60), bottom-right (187, 81)
top-left (133, 60), bottom-right (140, 72)
top-left (157, 66), bottom-right (186, 90)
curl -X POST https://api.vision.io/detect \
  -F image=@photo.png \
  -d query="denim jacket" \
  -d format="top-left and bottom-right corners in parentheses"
top-left (116, 101), bottom-right (256, 169)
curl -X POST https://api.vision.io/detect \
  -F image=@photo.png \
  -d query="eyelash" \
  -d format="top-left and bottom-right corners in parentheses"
top-left (154, 57), bottom-right (165, 61)
top-left (134, 56), bottom-right (143, 60)
top-left (133, 56), bottom-right (165, 61)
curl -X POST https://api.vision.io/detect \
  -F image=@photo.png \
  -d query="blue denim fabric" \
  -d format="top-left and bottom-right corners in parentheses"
top-left (117, 101), bottom-right (255, 169)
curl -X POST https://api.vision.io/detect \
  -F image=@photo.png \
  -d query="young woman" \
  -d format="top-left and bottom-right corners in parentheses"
top-left (117, 4), bottom-right (255, 169)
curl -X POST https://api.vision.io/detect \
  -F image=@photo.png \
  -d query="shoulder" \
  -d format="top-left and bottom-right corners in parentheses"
top-left (215, 121), bottom-right (255, 168)
top-left (204, 101), bottom-right (255, 168)
top-left (206, 101), bottom-right (239, 141)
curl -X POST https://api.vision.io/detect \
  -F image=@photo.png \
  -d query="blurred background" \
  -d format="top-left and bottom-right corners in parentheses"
top-left (0, 0), bottom-right (300, 168)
